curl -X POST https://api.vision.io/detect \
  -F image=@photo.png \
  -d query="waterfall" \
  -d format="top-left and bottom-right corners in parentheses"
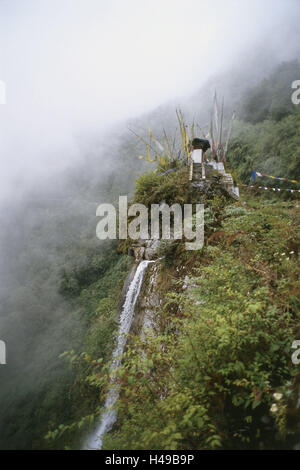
top-left (85, 260), bottom-right (153, 450)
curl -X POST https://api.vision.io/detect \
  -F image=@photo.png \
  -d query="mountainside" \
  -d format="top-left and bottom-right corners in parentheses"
top-left (0, 60), bottom-right (300, 450)
top-left (103, 180), bottom-right (300, 450)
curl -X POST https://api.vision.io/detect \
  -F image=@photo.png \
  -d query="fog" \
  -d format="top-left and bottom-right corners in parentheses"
top-left (0, 0), bottom-right (300, 450)
top-left (1, 0), bottom-right (300, 202)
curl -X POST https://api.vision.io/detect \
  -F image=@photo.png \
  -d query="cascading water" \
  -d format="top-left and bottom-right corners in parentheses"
top-left (85, 260), bottom-right (153, 450)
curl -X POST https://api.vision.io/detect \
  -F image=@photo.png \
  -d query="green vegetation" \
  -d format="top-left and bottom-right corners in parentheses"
top-left (229, 110), bottom-right (300, 185)
top-left (80, 59), bottom-right (300, 448)
top-left (240, 61), bottom-right (300, 124)
top-left (0, 129), bottom-right (144, 450)
top-left (103, 197), bottom-right (300, 450)
top-left (44, 251), bottom-right (131, 449)
top-left (230, 61), bottom-right (300, 186)
top-left (1, 59), bottom-right (299, 450)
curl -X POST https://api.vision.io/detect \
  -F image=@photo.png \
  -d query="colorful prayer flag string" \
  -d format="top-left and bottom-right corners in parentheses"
top-left (251, 170), bottom-right (299, 184)
top-left (240, 183), bottom-right (300, 193)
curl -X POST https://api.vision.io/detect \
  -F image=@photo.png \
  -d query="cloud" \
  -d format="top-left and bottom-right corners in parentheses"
top-left (0, 0), bottom-right (299, 201)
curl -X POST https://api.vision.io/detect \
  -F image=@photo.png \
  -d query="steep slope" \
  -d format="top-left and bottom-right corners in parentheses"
top-left (103, 183), bottom-right (300, 450)
top-left (1, 59), bottom-right (299, 450)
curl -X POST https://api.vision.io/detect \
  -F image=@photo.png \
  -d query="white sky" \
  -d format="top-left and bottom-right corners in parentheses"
top-left (0, 0), bottom-right (299, 200)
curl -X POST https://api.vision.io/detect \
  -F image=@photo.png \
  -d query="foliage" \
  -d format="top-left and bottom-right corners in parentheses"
top-left (240, 61), bottom-right (300, 124)
top-left (133, 168), bottom-right (189, 207)
top-left (0, 130), bottom-right (141, 450)
top-left (1, 59), bottom-right (300, 451)
top-left (43, 253), bottom-right (131, 448)
top-left (228, 109), bottom-right (300, 186)
top-left (228, 60), bottom-right (300, 188)
top-left (103, 199), bottom-right (300, 450)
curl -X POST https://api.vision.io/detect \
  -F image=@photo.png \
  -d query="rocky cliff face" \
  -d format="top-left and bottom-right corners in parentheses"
top-left (130, 260), bottom-right (161, 339)
top-left (104, 166), bottom-right (300, 451)
top-left (125, 176), bottom-right (237, 340)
